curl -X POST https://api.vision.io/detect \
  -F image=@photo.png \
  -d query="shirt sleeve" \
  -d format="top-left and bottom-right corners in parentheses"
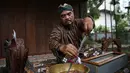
top-left (75, 18), bottom-right (85, 32)
top-left (49, 27), bottom-right (64, 63)
top-left (75, 16), bottom-right (95, 33)
top-left (49, 27), bottom-right (62, 50)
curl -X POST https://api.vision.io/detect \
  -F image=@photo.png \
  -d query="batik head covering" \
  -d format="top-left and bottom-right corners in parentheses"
top-left (58, 3), bottom-right (73, 14)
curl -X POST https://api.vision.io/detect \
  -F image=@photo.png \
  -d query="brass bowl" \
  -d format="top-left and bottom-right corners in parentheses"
top-left (49, 63), bottom-right (90, 73)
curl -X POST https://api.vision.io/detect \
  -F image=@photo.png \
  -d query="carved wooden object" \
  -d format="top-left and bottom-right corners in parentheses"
top-left (101, 38), bottom-right (121, 52)
top-left (6, 38), bottom-right (28, 73)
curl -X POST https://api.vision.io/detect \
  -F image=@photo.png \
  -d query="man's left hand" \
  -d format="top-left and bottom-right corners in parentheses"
top-left (83, 17), bottom-right (94, 34)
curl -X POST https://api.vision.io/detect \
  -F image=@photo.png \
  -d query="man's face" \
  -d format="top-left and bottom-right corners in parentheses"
top-left (60, 10), bottom-right (74, 25)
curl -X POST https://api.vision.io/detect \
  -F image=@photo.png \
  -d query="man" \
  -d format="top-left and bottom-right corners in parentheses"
top-left (49, 3), bottom-right (95, 63)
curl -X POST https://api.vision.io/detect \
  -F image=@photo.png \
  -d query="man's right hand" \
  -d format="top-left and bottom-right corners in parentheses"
top-left (59, 44), bottom-right (78, 58)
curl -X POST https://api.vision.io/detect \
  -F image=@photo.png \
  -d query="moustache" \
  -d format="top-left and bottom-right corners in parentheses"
top-left (65, 20), bottom-right (72, 22)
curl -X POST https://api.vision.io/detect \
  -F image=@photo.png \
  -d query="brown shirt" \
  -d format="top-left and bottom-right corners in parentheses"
top-left (49, 19), bottom-right (85, 63)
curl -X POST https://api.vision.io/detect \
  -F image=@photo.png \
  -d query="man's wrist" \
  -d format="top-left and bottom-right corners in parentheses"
top-left (58, 45), bottom-right (66, 53)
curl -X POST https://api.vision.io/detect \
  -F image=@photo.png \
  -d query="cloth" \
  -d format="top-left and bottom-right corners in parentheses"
top-left (83, 47), bottom-right (102, 58)
top-left (49, 19), bottom-right (85, 63)
top-left (58, 3), bottom-right (73, 14)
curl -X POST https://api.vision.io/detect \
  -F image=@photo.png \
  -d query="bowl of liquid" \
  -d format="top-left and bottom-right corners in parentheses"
top-left (49, 63), bottom-right (90, 73)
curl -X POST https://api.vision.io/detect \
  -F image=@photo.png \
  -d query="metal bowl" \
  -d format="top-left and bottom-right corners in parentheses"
top-left (49, 63), bottom-right (90, 73)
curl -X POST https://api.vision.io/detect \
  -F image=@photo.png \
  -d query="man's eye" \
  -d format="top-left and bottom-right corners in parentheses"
top-left (67, 12), bottom-right (71, 16)
top-left (61, 14), bottom-right (65, 18)
top-left (60, 12), bottom-right (71, 18)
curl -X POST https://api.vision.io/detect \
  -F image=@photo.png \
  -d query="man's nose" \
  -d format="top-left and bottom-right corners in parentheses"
top-left (65, 15), bottom-right (69, 19)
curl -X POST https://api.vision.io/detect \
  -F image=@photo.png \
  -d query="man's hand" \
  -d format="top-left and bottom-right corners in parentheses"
top-left (83, 17), bottom-right (94, 34)
top-left (59, 44), bottom-right (78, 57)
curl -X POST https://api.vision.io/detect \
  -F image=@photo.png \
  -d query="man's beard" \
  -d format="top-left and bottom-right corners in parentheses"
top-left (63, 20), bottom-right (73, 26)
top-left (62, 21), bottom-right (73, 30)
top-left (66, 21), bottom-right (72, 25)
